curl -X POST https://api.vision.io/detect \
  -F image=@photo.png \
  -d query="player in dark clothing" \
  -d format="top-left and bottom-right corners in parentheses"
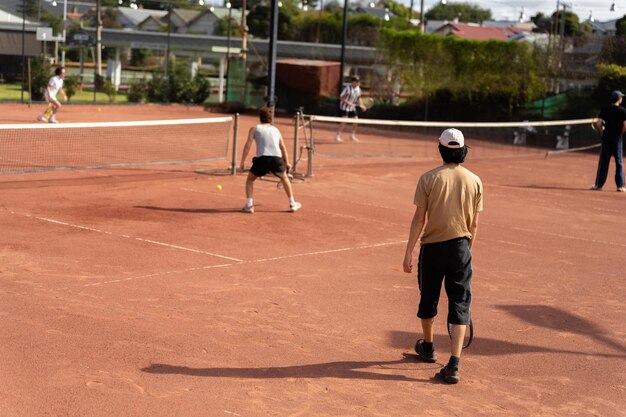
top-left (592, 90), bottom-right (626, 192)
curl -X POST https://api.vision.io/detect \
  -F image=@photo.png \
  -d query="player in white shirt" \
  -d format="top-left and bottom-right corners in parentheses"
top-left (37, 67), bottom-right (67, 123)
top-left (335, 76), bottom-right (366, 142)
top-left (239, 107), bottom-right (302, 214)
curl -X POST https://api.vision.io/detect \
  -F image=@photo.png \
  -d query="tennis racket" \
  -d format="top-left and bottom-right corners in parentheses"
top-left (447, 318), bottom-right (474, 349)
top-left (360, 97), bottom-right (374, 111)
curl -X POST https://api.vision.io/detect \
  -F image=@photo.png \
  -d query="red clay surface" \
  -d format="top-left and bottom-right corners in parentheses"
top-left (1, 103), bottom-right (625, 417)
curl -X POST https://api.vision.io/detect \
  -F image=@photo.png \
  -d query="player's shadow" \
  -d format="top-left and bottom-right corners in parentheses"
top-left (496, 304), bottom-right (626, 354)
top-left (141, 358), bottom-right (436, 383)
top-left (388, 329), bottom-right (626, 359)
top-left (134, 205), bottom-right (242, 214)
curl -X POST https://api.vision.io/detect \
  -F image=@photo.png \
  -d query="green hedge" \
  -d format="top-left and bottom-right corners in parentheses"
top-left (379, 30), bottom-right (545, 121)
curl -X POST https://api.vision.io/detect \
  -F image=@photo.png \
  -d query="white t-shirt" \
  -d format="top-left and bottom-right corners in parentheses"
top-left (254, 124), bottom-right (282, 158)
top-left (46, 75), bottom-right (64, 99)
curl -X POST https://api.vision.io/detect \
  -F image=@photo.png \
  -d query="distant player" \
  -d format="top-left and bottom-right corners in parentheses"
top-left (335, 76), bottom-right (366, 143)
top-left (403, 128), bottom-right (483, 384)
top-left (37, 67), bottom-right (67, 124)
top-left (239, 107), bottom-right (302, 214)
top-left (591, 90), bottom-right (626, 192)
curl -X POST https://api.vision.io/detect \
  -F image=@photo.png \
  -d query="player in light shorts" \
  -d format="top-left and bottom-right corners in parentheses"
top-left (37, 67), bottom-right (67, 123)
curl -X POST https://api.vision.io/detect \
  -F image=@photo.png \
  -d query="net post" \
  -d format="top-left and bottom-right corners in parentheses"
top-left (307, 115), bottom-right (314, 177)
top-left (231, 113), bottom-right (239, 175)
top-left (293, 110), bottom-right (300, 173)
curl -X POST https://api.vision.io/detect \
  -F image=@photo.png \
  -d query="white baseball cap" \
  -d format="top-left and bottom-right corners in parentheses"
top-left (438, 128), bottom-right (465, 149)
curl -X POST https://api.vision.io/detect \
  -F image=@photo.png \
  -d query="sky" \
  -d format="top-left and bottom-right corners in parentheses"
top-left (408, 0), bottom-right (623, 23)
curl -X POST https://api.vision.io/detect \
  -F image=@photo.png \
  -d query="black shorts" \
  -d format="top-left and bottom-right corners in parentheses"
top-left (417, 237), bottom-right (472, 325)
top-left (250, 155), bottom-right (285, 178)
top-left (339, 109), bottom-right (358, 118)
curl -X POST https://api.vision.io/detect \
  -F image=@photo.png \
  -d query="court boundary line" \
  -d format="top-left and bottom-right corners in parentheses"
top-left (6, 209), bottom-right (243, 262)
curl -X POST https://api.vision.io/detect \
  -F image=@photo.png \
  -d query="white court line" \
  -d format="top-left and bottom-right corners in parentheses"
top-left (80, 263), bottom-right (235, 287)
top-left (252, 240), bottom-right (406, 263)
top-left (8, 210), bottom-right (242, 262)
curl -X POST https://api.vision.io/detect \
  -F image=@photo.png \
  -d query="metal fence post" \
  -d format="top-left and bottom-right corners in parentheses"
top-left (231, 113), bottom-right (239, 175)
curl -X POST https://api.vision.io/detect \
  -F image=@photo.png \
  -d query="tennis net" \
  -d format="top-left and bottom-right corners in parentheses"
top-left (293, 114), bottom-right (598, 174)
top-left (0, 116), bottom-right (235, 175)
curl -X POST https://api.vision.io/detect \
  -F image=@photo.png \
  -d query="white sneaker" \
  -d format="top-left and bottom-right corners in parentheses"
top-left (590, 185), bottom-right (602, 191)
top-left (335, 134), bottom-right (342, 143)
top-left (289, 201), bottom-right (302, 212)
top-left (241, 203), bottom-right (254, 213)
top-left (350, 134), bottom-right (359, 142)
top-left (48, 116), bottom-right (58, 124)
top-left (37, 115), bottom-right (47, 122)
top-left (617, 187), bottom-right (625, 192)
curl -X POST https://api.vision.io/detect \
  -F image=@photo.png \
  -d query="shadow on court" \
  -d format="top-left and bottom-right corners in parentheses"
top-left (135, 205), bottom-right (242, 214)
top-left (141, 358), bottom-right (436, 383)
top-left (387, 329), bottom-right (626, 359)
top-left (497, 304), bottom-right (626, 354)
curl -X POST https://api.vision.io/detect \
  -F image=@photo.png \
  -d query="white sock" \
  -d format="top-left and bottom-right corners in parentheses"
top-left (246, 198), bottom-right (253, 206)
top-left (289, 197), bottom-right (296, 205)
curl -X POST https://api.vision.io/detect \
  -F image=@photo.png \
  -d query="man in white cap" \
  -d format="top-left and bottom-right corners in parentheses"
top-left (402, 128), bottom-right (483, 384)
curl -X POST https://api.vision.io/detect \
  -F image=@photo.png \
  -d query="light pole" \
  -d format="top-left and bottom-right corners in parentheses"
top-left (226, 1), bottom-right (232, 60)
top-left (61, 0), bottom-right (67, 65)
top-left (338, 0), bottom-right (349, 96)
top-left (267, 0), bottom-right (279, 112)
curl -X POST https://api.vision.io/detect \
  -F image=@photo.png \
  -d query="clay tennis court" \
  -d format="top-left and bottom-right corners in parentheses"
top-left (1, 103), bottom-right (624, 416)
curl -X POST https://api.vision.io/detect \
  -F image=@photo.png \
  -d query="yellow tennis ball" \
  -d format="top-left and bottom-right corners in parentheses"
top-left (216, 184), bottom-right (222, 191)
top-left (97, 108), bottom-right (102, 112)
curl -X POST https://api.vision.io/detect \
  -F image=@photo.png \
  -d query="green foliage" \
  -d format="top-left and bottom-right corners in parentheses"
top-left (30, 57), bottom-right (52, 102)
top-left (147, 61), bottom-right (211, 104)
top-left (213, 16), bottom-right (243, 37)
top-left (595, 64), bottom-right (626, 102)
top-left (551, 10), bottom-right (583, 37)
top-left (616, 15), bottom-right (626, 36)
top-left (599, 36), bottom-right (626, 66)
top-left (531, 12), bottom-right (551, 33)
top-left (131, 49), bottom-right (154, 67)
top-left (380, 30), bottom-right (544, 120)
top-left (425, 2), bottom-right (492, 23)
top-left (127, 79), bottom-right (149, 103)
top-left (63, 75), bottom-right (80, 102)
top-left (103, 80), bottom-right (117, 103)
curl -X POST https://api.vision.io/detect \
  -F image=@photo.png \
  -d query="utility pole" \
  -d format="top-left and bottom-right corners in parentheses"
top-left (338, 0), bottom-right (349, 96)
top-left (95, 0), bottom-right (102, 78)
top-left (419, 0), bottom-right (425, 32)
top-left (267, 0), bottom-right (279, 113)
top-left (21, 0), bottom-right (26, 104)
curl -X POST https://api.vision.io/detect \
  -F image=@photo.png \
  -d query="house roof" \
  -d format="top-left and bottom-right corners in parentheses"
top-left (435, 22), bottom-right (529, 41)
top-left (585, 19), bottom-right (617, 35)
top-left (117, 7), bottom-right (168, 27)
top-left (170, 8), bottom-right (202, 24)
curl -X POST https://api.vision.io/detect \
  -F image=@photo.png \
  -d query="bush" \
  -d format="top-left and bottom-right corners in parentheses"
top-left (103, 79), bottom-right (117, 103)
top-left (147, 61), bottom-right (211, 104)
top-left (63, 75), bottom-right (80, 102)
top-left (29, 57), bottom-right (52, 101)
top-left (127, 78), bottom-right (148, 103)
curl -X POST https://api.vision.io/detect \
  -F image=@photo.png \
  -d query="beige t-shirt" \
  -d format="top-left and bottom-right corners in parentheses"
top-left (414, 163), bottom-right (483, 244)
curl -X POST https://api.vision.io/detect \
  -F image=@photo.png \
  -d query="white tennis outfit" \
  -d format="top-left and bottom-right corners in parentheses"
top-left (254, 124), bottom-right (282, 157)
top-left (45, 75), bottom-right (64, 102)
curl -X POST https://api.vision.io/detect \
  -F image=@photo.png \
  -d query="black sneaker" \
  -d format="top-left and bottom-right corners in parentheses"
top-left (436, 364), bottom-right (460, 384)
top-left (414, 339), bottom-right (437, 363)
